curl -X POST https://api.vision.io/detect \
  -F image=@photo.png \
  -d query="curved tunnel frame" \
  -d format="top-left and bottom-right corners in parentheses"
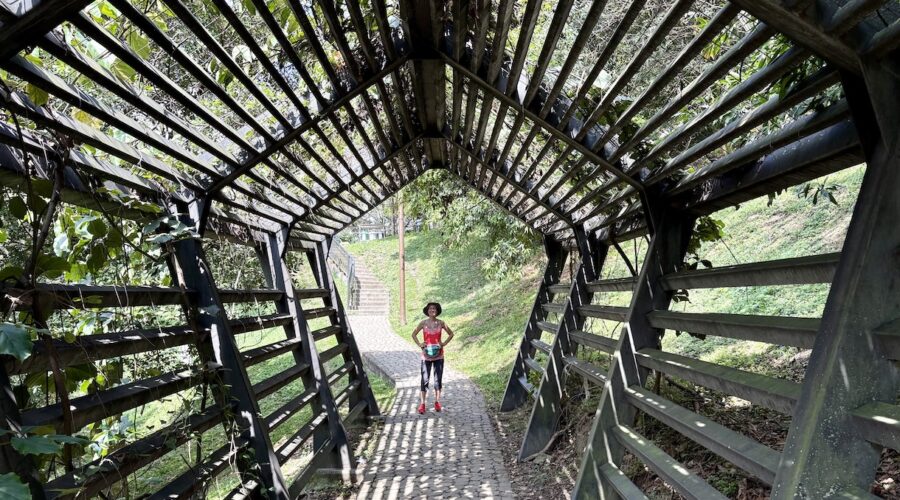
top-left (0, 0), bottom-right (898, 497)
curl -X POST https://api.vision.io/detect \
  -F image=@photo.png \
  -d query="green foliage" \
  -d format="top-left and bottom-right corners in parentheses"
top-left (0, 323), bottom-right (34, 361)
top-left (796, 180), bottom-right (842, 206)
top-left (0, 473), bottom-right (30, 500)
top-left (685, 216), bottom-right (726, 264)
top-left (399, 170), bottom-right (540, 280)
top-left (11, 434), bottom-right (89, 456)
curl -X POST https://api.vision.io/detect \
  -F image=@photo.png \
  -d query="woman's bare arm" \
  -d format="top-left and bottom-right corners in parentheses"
top-left (411, 321), bottom-right (425, 348)
top-left (441, 321), bottom-right (455, 346)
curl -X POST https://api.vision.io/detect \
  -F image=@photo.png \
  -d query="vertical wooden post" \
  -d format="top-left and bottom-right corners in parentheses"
top-left (170, 200), bottom-right (289, 499)
top-left (518, 226), bottom-right (607, 459)
top-left (500, 236), bottom-right (569, 412)
top-left (309, 238), bottom-right (381, 421)
top-left (772, 61), bottom-right (900, 498)
top-left (572, 206), bottom-right (694, 499)
top-left (398, 200), bottom-right (407, 325)
top-left (257, 228), bottom-right (353, 471)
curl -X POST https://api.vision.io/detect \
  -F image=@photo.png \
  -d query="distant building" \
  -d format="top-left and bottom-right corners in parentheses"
top-left (345, 212), bottom-right (423, 242)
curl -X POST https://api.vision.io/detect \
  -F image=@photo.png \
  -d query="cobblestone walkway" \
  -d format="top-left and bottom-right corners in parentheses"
top-left (348, 314), bottom-right (515, 499)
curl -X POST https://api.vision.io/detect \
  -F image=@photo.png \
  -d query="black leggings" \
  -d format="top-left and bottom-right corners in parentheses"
top-left (420, 359), bottom-right (444, 392)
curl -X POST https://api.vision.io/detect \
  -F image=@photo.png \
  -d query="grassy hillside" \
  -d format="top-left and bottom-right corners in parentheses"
top-left (342, 165), bottom-right (881, 498)
top-left (345, 232), bottom-right (542, 404)
top-left (345, 165), bottom-right (866, 402)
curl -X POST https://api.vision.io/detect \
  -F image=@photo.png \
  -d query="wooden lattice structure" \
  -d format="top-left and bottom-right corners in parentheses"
top-left (0, 0), bottom-right (898, 497)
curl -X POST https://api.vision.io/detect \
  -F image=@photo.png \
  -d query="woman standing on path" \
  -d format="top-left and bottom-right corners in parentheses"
top-left (412, 302), bottom-right (454, 414)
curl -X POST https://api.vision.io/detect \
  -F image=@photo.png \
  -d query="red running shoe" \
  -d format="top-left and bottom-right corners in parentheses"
top-left (417, 403), bottom-right (426, 415)
top-left (434, 401), bottom-right (442, 412)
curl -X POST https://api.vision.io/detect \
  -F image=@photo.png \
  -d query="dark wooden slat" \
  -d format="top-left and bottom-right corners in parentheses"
top-left (523, 356), bottom-right (544, 374)
top-left (148, 441), bottom-right (242, 499)
top-left (2, 284), bottom-right (186, 309)
top-left (229, 313), bottom-right (295, 335)
top-left (45, 405), bottom-right (224, 499)
top-left (276, 412), bottom-right (328, 464)
top-left (319, 343), bottom-right (350, 363)
top-left (5, 324), bottom-right (194, 375)
top-left (305, 307), bottom-right (337, 320)
top-left (564, 357), bottom-right (607, 385)
top-left (22, 367), bottom-right (209, 432)
top-left (728, 0), bottom-right (859, 73)
top-left (578, 305), bottom-right (629, 322)
top-left (851, 402), bottom-right (900, 451)
top-left (326, 361), bottom-right (354, 385)
top-left (673, 120), bottom-right (863, 215)
top-left (661, 253), bottom-right (840, 289)
top-left (598, 463), bottom-right (648, 500)
top-left (613, 425), bottom-right (728, 500)
top-left (537, 321), bottom-right (559, 334)
top-left (548, 283), bottom-right (571, 294)
top-left (334, 380), bottom-right (362, 407)
top-left (542, 303), bottom-right (566, 315)
top-left (626, 385), bottom-right (781, 484)
top-left (568, 330), bottom-right (617, 354)
top-left (243, 338), bottom-right (304, 367)
top-left (634, 348), bottom-right (800, 414)
top-left (647, 311), bottom-right (820, 348)
top-left (252, 363), bottom-right (310, 400)
top-left (530, 339), bottom-right (552, 354)
top-left (312, 325), bottom-right (342, 341)
top-left (265, 387), bottom-right (317, 431)
top-left (877, 320), bottom-right (900, 360)
top-left (586, 276), bottom-right (637, 293)
top-left (517, 375), bottom-right (535, 394)
top-left (218, 289), bottom-right (286, 304)
top-left (0, 0), bottom-right (93, 60)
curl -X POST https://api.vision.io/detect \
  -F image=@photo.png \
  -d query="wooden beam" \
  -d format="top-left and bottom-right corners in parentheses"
top-left (0, 0), bottom-right (92, 60)
top-left (310, 238), bottom-right (381, 420)
top-left (772, 62), bottom-right (900, 498)
top-left (573, 205), bottom-right (695, 499)
top-left (170, 200), bottom-right (289, 498)
top-left (258, 228), bottom-right (353, 474)
top-left (671, 120), bottom-right (863, 215)
top-left (727, 0), bottom-right (859, 72)
top-left (519, 227), bottom-right (607, 459)
top-left (501, 237), bottom-right (568, 411)
top-left (441, 54), bottom-right (642, 191)
top-left (201, 55), bottom-right (411, 197)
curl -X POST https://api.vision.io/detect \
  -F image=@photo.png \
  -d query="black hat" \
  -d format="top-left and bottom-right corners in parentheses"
top-left (423, 302), bottom-right (442, 316)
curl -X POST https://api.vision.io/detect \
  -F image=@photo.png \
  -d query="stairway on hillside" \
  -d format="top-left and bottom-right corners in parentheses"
top-left (349, 263), bottom-right (390, 316)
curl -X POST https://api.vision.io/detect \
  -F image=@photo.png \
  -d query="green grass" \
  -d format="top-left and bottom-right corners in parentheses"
top-left (346, 231), bottom-right (542, 404)
top-left (659, 164), bottom-right (865, 376)
top-left (343, 165), bottom-right (866, 402)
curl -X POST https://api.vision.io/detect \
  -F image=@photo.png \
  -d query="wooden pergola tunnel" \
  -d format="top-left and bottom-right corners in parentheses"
top-left (0, 0), bottom-right (898, 497)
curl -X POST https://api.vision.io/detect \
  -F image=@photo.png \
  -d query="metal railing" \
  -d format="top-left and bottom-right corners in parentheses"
top-left (328, 239), bottom-right (360, 309)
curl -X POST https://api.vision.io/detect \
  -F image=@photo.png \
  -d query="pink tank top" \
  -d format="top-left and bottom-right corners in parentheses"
top-left (422, 323), bottom-right (444, 360)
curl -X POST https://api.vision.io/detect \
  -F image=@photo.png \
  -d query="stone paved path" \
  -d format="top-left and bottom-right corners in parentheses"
top-left (348, 314), bottom-right (515, 499)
